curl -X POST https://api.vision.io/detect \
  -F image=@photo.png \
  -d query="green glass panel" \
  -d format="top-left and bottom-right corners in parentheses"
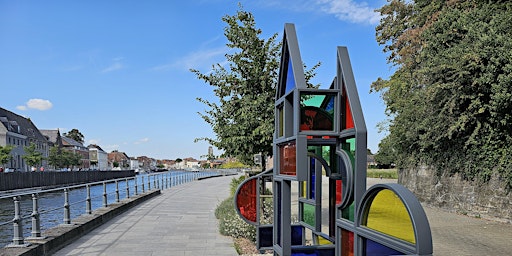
top-left (302, 203), bottom-right (315, 227)
top-left (341, 202), bottom-right (354, 221)
top-left (365, 189), bottom-right (416, 244)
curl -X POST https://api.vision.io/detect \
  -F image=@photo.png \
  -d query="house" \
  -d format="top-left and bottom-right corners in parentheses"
top-left (0, 107), bottom-right (49, 171)
top-left (40, 129), bottom-right (63, 148)
top-left (129, 157), bottom-right (141, 172)
top-left (137, 156), bottom-right (156, 171)
top-left (88, 144), bottom-right (108, 171)
top-left (62, 136), bottom-right (90, 169)
top-left (183, 157), bottom-right (200, 169)
top-left (108, 150), bottom-right (130, 170)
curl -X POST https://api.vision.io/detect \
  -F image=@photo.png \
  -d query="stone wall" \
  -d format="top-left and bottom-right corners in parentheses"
top-left (399, 166), bottom-right (511, 223)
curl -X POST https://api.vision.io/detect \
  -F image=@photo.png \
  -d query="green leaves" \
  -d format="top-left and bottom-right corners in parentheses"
top-left (374, 1), bottom-right (512, 188)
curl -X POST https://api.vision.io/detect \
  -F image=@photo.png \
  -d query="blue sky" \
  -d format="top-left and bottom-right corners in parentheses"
top-left (0, 0), bottom-right (391, 160)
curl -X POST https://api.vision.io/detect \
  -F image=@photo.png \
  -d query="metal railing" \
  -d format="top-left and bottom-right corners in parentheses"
top-left (0, 170), bottom-right (230, 247)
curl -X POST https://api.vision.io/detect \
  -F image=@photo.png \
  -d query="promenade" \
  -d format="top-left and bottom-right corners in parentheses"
top-left (51, 176), bottom-right (512, 256)
top-left (53, 175), bottom-right (238, 256)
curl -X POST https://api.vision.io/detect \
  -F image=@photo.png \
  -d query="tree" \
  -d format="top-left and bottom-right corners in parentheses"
top-left (23, 142), bottom-right (44, 170)
top-left (372, 1), bottom-right (512, 187)
top-left (191, 4), bottom-right (319, 170)
top-left (0, 145), bottom-right (14, 169)
top-left (48, 146), bottom-right (81, 170)
top-left (63, 128), bottom-right (84, 144)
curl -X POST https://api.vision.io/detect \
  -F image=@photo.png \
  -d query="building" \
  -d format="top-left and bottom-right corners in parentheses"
top-left (137, 156), bottom-right (156, 171)
top-left (108, 150), bottom-right (130, 170)
top-left (0, 107), bottom-right (49, 171)
top-left (40, 129), bottom-right (63, 148)
top-left (62, 136), bottom-right (90, 170)
top-left (88, 144), bottom-right (108, 171)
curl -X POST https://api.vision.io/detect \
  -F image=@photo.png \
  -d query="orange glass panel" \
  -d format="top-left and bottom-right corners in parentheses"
top-left (236, 179), bottom-right (257, 223)
top-left (279, 142), bottom-right (296, 176)
top-left (365, 189), bottom-right (416, 244)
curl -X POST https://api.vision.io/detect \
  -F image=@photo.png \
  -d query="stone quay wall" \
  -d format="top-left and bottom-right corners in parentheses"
top-left (399, 166), bottom-right (511, 223)
top-left (0, 171), bottom-right (135, 191)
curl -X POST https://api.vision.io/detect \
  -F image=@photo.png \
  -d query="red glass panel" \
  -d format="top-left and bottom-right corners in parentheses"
top-left (342, 87), bottom-right (354, 129)
top-left (341, 229), bottom-right (354, 256)
top-left (236, 178), bottom-right (257, 223)
top-left (336, 180), bottom-right (342, 205)
top-left (279, 142), bottom-right (297, 176)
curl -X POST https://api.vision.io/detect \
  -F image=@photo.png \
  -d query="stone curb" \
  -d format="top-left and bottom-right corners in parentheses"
top-left (0, 190), bottom-right (161, 256)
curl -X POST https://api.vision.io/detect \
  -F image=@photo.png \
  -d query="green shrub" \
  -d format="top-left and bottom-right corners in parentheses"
top-left (366, 169), bottom-right (398, 179)
top-left (215, 195), bottom-right (256, 241)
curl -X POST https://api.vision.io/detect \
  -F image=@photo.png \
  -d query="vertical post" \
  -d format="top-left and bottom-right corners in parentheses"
top-left (148, 175), bottom-right (151, 190)
top-left (126, 178), bottom-right (130, 198)
top-left (30, 194), bottom-right (42, 238)
top-left (157, 175), bottom-right (160, 189)
top-left (103, 182), bottom-right (108, 207)
top-left (153, 175), bottom-right (157, 189)
top-left (63, 188), bottom-right (71, 224)
top-left (134, 176), bottom-right (138, 195)
top-left (169, 174), bottom-right (172, 188)
top-left (86, 184), bottom-right (92, 214)
top-left (115, 180), bottom-right (120, 202)
top-left (12, 196), bottom-right (25, 246)
top-left (141, 176), bottom-right (145, 192)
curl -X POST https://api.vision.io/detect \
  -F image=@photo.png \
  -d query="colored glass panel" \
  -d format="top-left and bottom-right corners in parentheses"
top-left (365, 189), bottom-right (416, 244)
top-left (365, 239), bottom-right (402, 256)
top-left (336, 180), bottom-right (342, 205)
top-left (342, 87), bottom-right (354, 130)
top-left (291, 248), bottom-right (335, 256)
top-left (340, 229), bottom-right (354, 256)
top-left (279, 142), bottom-right (297, 176)
top-left (259, 226), bottom-right (273, 248)
top-left (285, 56), bottom-right (295, 94)
top-left (301, 181), bottom-right (307, 198)
top-left (300, 106), bottom-right (333, 131)
top-left (291, 225), bottom-right (304, 246)
top-left (236, 178), bottom-right (257, 223)
top-left (302, 203), bottom-right (315, 227)
top-left (341, 202), bottom-right (355, 221)
top-left (317, 235), bottom-right (333, 245)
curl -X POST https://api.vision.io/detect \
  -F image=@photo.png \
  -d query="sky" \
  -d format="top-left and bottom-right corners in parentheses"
top-left (0, 0), bottom-right (392, 161)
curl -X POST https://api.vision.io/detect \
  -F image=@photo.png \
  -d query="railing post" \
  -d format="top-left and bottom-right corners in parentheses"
top-left (169, 174), bottom-right (172, 188)
top-left (134, 177), bottom-right (138, 195)
top-left (141, 176), bottom-right (145, 192)
top-left (30, 193), bottom-right (42, 238)
top-left (86, 184), bottom-right (92, 214)
top-left (157, 175), bottom-right (160, 189)
top-left (63, 188), bottom-right (71, 224)
top-left (154, 175), bottom-right (157, 189)
top-left (148, 175), bottom-right (151, 190)
top-left (115, 180), bottom-right (120, 202)
top-left (11, 196), bottom-right (25, 246)
top-left (126, 178), bottom-right (130, 198)
top-left (103, 182), bottom-right (108, 207)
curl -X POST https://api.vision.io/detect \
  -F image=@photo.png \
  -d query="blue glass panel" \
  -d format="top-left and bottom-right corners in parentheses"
top-left (285, 57), bottom-right (295, 94)
top-left (258, 226), bottom-right (273, 248)
top-left (291, 225), bottom-right (303, 246)
top-left (365, 239), bottom-right (402, 256)
top-left (291, 247), bottom-right (335, 256)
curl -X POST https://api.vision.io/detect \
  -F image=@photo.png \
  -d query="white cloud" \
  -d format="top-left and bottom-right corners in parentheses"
top-left (101, 57), bottom-right (125, 73)
top-left (88, 139), bottom-right (101, 145)
top-left (134, 138), bottom-right (149, 145)
top-left (315, 0), bottom-right (381, 25)
top-left (103, 144), bottom-right (120, 152)
top-left (17, 98), bottom-right (53, 111)
top-left (152, 46), bottom-right (228, 72)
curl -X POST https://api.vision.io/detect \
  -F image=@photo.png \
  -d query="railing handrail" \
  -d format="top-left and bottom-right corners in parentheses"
top-left (0, 170), bottom-right (228, 247)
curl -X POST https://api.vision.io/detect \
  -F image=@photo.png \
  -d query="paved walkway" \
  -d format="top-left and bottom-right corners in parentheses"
top-left (52, 176), bottom-right (512, 256)
top-left (53, 175), bottom-right (238, 256)
top-left (368, 178), bottom-right (512, 255)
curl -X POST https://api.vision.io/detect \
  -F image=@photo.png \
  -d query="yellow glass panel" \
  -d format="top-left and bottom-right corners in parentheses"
top-left (366, 189), bottom-right (415, 244)
top-left (317, 235), bottom-right (333, 245)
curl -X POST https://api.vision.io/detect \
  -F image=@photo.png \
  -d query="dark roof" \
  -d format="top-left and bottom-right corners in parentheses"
top-left (0, 107), bottom-right (48, 142)
top-left (62, 136), bottom-right (84, 147)
top-left (87, 144), bottom-right (106, 153)
top-left (40, 129), bottom-right (60, 143)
